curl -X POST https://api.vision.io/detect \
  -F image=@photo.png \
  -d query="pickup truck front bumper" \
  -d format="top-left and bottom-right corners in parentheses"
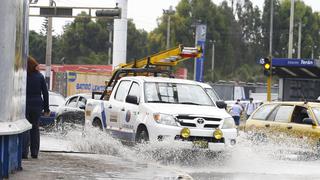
top-left (148, 124), bottom-right (237, 151)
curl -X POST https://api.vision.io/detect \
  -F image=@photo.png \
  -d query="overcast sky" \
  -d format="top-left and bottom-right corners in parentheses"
top-left (29, 0), bottom-right (320, 35)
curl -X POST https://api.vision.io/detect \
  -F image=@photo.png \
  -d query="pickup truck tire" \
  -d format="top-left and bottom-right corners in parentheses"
top-left (136, 126), bottom-right (149, 143)
top-left (92, 118), bottom-right (103, 130)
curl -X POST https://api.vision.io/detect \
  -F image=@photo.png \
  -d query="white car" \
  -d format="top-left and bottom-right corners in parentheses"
top-left (85, 76), bottom-right (237, 150)
top-left (56, 93), bottom-right (100, 125)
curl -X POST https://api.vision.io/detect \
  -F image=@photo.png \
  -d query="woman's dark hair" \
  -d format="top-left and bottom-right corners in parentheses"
top-left (27, 56), bottom-right (39, 74)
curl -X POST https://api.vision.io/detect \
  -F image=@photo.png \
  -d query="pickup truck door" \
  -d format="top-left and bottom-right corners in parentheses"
top-left (119, 81), bottom-right (141, 141)
top-left (108, 80), bottom-right (131, 132)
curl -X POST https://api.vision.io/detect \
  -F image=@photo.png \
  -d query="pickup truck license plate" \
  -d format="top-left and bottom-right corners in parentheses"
top-left (193, 140), bottom-right (209, 148)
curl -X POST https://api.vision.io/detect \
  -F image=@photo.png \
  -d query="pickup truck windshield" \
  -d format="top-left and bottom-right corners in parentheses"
top-left (144, 82), bottom-right (214, 106)
top-left (312, 107), bottom-right (320, 124)
top-left (205, 88), bottom-right (220, 102)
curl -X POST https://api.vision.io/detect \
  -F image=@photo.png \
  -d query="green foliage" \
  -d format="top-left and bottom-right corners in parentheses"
top-left (29, 0), bottom-right (320, 83)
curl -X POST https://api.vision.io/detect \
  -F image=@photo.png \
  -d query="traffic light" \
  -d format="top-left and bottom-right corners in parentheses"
top-left (263, 57), bottom-right (271, 77)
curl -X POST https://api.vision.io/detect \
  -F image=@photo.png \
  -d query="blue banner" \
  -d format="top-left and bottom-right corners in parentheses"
top-left (195, 41), bottom-right (205, 81)
top-left (195, 24), bottom-right (206, 82)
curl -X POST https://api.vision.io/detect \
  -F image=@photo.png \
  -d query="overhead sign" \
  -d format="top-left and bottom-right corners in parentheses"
top-left (272, 58), bottom-right (317, 67)
top-left (40, 7), bottom-right (72, 17)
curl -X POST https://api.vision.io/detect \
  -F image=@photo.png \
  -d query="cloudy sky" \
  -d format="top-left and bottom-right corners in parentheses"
top-left (29, 0), bottom-right (320, 35)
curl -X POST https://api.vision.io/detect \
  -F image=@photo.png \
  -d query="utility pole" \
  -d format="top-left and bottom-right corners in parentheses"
top-left (269, 0), bottom-right (274, 56)
top-left (107, 23), bottom-right (113, 65)
top-left (288, 0), bottom-right (295, 58)
top-left (45, 0), bottom-right (54, 89)
top-left (164, 6), bottom-right (174, 49)
top-left (166, 15), bottom-right (171, 49)
top-left (267, 0), bottom-right (274, 102)
top-left (298, 20), bottom-right (302, 58)
top-left (211, 41), bottom-right (215, 82)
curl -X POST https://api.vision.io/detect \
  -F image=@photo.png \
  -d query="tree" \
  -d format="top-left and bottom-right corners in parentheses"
top-left (29, 30), bottom-right (46, 64)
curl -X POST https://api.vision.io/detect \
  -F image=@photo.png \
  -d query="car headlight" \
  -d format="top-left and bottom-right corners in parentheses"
top-left (153, 113), bottom-right (178, 126)
top-left (222, 117), bottom-right (236, 129)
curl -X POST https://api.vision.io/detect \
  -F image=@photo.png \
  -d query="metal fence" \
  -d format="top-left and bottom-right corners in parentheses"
top-left (209, 82), bottom-right (279, 101)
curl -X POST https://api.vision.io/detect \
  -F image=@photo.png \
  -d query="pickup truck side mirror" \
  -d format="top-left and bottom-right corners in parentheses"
top-left (126, 95), bottom-right (139, 105)
top-left (79, 104), bottom-right (86, 110)
top-left (216, 100), bottom-right (227, 109)
top-left (303, 118), bottom-right (316, 126)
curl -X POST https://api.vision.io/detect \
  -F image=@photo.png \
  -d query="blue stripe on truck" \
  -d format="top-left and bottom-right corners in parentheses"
top-left (100, 102), bottom-right (107, 128)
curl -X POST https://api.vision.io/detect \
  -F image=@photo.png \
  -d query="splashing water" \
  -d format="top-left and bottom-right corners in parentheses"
top-left (44, 127), bottom-right (320, 179)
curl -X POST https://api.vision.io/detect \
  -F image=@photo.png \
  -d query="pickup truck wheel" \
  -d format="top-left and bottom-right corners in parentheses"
top-left (136, 128), bottom-right (149, 143)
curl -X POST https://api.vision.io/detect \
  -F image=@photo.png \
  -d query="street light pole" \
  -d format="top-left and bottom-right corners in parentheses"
top-left (267, 0), bottom-right (274, 102)
top-left (288, 0), bottom-right (295, 58)
top-left (45, 0), bottom-right (54, 90)
top-left (166, 15), bottom-right (171, 49)
top-left (164, 6), bottom-right (174, 49)
top-left (298, 20), bottom-right (302, 58)
top-left (211, 42), bottom-right (215, 82)
top-left (269, 0), bottom-right (273, 56)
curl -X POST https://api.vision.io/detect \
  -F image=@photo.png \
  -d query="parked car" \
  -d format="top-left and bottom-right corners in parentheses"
top-left (245, 101), bottom-right (320, 151)
top-left (39, 91), bottom-right (65, 128)
top-left (55, 93), bottom-right (100, 127)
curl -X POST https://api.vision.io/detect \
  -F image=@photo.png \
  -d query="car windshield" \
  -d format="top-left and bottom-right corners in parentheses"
top-left (312, 107), bottom-right (320, 124)
top-left (49, 94), bottom-right (65, 106)
top-left (144, 82), bottom-right (214, 106)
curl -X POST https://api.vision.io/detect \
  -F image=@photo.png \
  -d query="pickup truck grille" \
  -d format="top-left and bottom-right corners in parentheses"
top-left (179, 122), bottom-right (196, 127)
top-left (176, 115), bottom-right (221, 122)
top-left (176, 115), bottom-right (222, 128)
top-left (204, 124), bottom-right (219, 128)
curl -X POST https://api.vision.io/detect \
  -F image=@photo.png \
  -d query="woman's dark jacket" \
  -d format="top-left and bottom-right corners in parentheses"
top-left (26, 72), bottom-right (49, 112)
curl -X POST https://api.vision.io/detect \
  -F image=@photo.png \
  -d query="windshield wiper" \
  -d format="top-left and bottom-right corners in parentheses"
top-left (50, 104), bottom-right (60, 107)
top-left (179, 102), bottom-right (201, 105)
top-left (147, 100), bottom-right (173, 103)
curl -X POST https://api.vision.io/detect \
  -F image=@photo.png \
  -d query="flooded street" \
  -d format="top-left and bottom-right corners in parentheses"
top-left (15, 127), bottom-right (320, 180)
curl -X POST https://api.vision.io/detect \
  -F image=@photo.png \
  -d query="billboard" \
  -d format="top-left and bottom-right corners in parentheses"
top-left (66, 71), bottom-right (110, 96)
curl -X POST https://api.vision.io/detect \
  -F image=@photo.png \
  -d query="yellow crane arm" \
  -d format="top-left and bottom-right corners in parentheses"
top-left (116, 44), bottom-right (202, 69)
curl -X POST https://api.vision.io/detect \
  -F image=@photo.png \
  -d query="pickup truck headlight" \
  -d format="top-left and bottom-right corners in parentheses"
top-left (153, 113), bottom-right (178, 126)
top-left (222, 117), bottom-right (236, 129)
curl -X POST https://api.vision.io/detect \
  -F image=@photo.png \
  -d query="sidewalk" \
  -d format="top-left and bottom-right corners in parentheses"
top-left (10, 151), bottom-right (192, 180)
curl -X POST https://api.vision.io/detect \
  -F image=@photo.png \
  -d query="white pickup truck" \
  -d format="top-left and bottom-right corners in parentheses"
top-left (85, 76), bottom-right (237, 150)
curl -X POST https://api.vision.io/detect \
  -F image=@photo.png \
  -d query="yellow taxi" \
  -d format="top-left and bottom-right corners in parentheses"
top-left (245, 101), bottom-right (320, 149)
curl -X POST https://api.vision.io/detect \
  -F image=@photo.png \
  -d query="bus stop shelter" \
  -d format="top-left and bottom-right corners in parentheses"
top-left (272, 58), bottom-right (320, 101)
